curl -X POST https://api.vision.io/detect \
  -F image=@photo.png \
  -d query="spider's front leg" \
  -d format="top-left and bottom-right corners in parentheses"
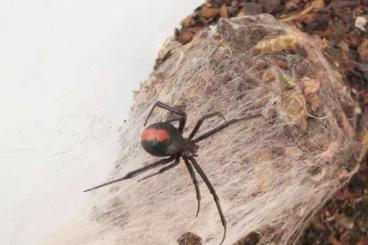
top-left (144, 101), bottom-right (187, 132)
top-left (193, 113), bottom-right (262, 143)
top-left (188, 112), bottom-right (225, 140)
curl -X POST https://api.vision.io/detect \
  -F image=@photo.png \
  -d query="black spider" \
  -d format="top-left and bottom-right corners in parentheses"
top-left (84, 101), bottom-right (260, 244)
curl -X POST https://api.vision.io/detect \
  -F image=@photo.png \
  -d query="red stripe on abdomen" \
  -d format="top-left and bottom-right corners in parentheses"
top-left (141, 128), bottom-right (171, 142)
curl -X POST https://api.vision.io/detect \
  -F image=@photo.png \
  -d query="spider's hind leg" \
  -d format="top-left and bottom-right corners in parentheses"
top-left (183, 157), bottom-right (201, 217)
top-left (83, 156), bottom-right (175, 192)
top-left (138, 156), bottom-right (180, 182)
top-left (187, 156), bottom-right (227, 245)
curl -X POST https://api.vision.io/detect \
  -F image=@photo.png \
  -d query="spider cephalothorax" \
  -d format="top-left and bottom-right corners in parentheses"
top-left (85, 101), bottom-right (261, 244)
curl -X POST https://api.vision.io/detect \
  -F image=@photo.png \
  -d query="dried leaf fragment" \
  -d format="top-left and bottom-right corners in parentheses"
top-left (278, 71), bottom-right (296, 90)
top-left (301, 77), bottom-right (320, 111)
top-left (255, 34), bottom-right (302, 53)
top-left (278, 92), bottom-right (308, 129)
top-left (302, 77), bottom-right (320, 95)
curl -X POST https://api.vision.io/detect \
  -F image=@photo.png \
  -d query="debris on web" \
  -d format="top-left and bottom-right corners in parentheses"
top-left (177, 232), bottom-right (202, 245)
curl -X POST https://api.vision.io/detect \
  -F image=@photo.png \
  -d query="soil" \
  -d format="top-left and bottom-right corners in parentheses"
top-left (171, 1), bottom-right (368, 244)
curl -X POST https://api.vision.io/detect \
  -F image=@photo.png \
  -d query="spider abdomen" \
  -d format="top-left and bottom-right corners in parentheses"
top-left (141, 122), bottom-right (185, 157)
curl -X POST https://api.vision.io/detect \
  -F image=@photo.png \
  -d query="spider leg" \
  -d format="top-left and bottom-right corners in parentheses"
top-left (187, 155), bottom-right (226, 245)
top-left (144, 101), bottom-right (187, 132)
top-left (138, 156), bottom-right (180, 182)
top-left (164, 117), bottom-right (182, 129)
top-left (84, 156), bottom-right (175, 192)
top-left (188, 112), bottom-right (225, 140)
top-left (183, 157), bottom-right (201, 217)
top-left (193, 114), bottom-right (262, 143)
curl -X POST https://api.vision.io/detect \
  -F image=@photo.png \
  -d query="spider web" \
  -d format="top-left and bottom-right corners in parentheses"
top-left (46, 15), bottom-right (361, 245)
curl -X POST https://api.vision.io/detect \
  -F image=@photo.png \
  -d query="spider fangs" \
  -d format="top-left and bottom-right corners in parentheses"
top-left (84, 101), bottom-right (261, 245)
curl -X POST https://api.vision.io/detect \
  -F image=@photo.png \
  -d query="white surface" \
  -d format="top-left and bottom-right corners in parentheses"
top-left (0, 1), bottom-right (202, 244)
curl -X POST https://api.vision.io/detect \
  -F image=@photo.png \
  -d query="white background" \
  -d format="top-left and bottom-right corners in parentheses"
top-left (0, 1), bottom-right (202, 244)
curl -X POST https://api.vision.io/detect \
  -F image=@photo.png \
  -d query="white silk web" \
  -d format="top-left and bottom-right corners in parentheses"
top-left (47, 15), bottom-right (361, 245)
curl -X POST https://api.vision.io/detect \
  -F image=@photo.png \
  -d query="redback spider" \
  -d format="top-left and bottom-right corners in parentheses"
top-left (84, 101), bottom-right (261, 244)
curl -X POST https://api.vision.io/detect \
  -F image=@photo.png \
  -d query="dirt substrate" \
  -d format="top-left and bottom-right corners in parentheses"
top-left (170, 1), bottom-right (368, 244)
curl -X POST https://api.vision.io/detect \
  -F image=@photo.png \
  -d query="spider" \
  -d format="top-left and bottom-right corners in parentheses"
top-left (84, 101), bottom-right (260, 244)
